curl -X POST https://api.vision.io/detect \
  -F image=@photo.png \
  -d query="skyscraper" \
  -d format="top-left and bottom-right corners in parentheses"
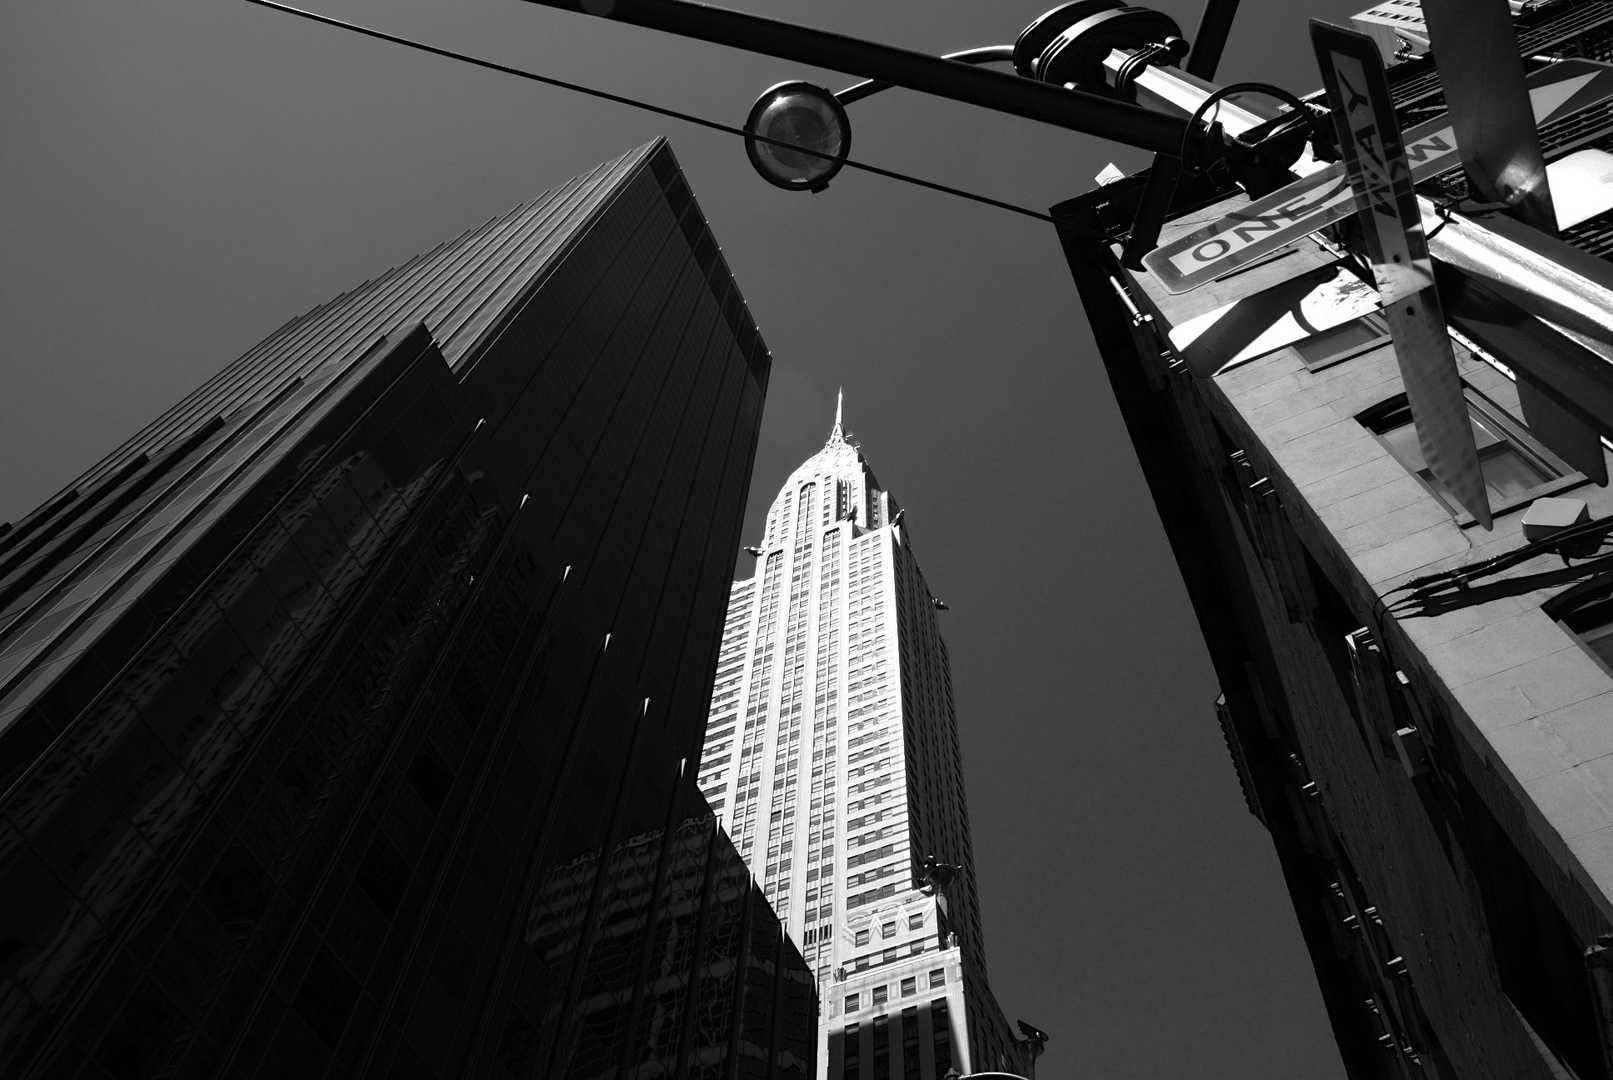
top-left (0, 138), bottom-right (816, 1079)
top-left (696, 399), bottom-right (1031, 1079)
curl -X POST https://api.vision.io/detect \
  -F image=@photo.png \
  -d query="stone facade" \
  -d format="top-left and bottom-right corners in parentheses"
top-left (1053, 39), bottom-right (1613, 1072)
top-left (696, 405), bottom-right (1031, 1079)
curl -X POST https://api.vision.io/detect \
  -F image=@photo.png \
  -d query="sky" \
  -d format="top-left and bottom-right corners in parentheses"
top-left (1, 0), bottom-right (1377, 1075)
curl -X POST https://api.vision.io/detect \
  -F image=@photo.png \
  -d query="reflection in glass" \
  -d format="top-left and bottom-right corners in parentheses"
top-left (1370, 391), bottom-right (1569, 515)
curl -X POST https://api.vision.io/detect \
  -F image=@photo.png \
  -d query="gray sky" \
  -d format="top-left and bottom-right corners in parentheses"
top-left (2, 0), bottom-right (1374, 1075)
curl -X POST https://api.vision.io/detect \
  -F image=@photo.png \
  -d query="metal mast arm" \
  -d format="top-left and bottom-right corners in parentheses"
top-left (516, 0), bottom-right (1189, 154)
top-left (838, 46), bottom-right (1015, 106)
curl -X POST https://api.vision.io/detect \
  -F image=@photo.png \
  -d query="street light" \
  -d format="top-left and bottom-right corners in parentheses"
top-left (743, 81), bottom-right (850, 191)
top-left (520, 0), bottom-right (1193, 154)
top-left (737, 0), bottom-right (1193, 194)
top-left (725, 0), bottom-right (1315, 215)
top-left (506, 0), bottom-right (1368, 304)
top-left (519, 0), bottom-right (1319, 252)
top-left (742, 47), bottom-right (1020, 192)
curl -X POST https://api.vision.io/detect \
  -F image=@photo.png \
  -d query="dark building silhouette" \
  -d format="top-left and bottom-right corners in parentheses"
top-left (1054, 4), bottom-right (1613, 1079)
top-left (524, 808), bottom-right (814, 1080)
top-left (0, 138), bottom-right (815, 1079)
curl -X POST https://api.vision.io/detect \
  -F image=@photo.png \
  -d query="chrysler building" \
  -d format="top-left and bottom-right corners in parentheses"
top-left (697, 398), bottom-right (1035, 1079)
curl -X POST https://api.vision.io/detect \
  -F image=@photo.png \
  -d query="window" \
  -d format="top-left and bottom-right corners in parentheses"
top-left (872, 985), bottom-right (889, 1005)
top-left (873, 1015), bottom-right (891, 1080)
top-left (900, 977), bottom-right (916, 997)
top-left (1292, 311), bottom-right (1390, 371)
top-left (1548, 583), bottom-right (1613, 675)
top-left (902, 1009), bottom-right (921, 1080)
top-left (929, 968), bottom-right (945, 988)
top-left (1361, 389), bottom-right (1578, 520)
top-left (907, 913), bottom-right (924, 930)
top-left (1576, 613), bottom-right (1613, 670)
top-left (932, 1000), bottom-right (953, 1076)
top-left (845, 993), bottom-right (860, 1013)
top-left (881, 920), bottom-right (896, 938)
top-left (855, 928), bottom-right (871, 947)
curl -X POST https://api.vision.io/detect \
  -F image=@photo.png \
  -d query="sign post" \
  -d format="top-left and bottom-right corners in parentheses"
top-left (1312, 20), bottom-right (1491, 528)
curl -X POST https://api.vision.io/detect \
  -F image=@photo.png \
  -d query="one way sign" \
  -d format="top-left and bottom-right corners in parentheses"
top-left (1141, 58), bottom-right (1613, 293)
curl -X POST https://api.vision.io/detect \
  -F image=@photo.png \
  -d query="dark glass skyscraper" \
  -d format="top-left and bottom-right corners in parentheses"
top-left (0, 138), bottom-right (815, 1079)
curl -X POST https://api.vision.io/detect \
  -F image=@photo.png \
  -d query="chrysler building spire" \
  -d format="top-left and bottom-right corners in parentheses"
top-left (829, 387), bottom-right (845, 445)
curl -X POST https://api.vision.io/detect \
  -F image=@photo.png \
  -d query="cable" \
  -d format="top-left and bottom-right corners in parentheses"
top-left (1381, 511), bottom-right (1613, 619)
top-left (240, 0), bottom-right (1097, 231)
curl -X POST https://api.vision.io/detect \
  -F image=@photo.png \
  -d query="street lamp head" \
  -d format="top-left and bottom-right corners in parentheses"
top-left (744, 81), bottom-right (851, 192)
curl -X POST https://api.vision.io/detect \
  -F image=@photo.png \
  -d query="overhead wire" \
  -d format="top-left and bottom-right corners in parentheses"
top-left (240, 0), bottom-right (1098, 232)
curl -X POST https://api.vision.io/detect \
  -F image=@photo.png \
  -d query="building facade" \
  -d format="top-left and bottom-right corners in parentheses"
top-left (696, 402), bottom-right (1030, 1079)
top-left (521, 799), bottom-right (815, 1080)
top-left (1053, 3), bottom-right (1613, 1078)
top-left (0, 138), bottom-right (816, 1079)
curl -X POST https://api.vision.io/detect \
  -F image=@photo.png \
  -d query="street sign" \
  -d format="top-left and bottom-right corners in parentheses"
top-left (1142, 57), bottom-right (1613, 293)
top-left (1421, 0), bottom-right (1608, 478)
top-left (1314, 20), bottom-right (1492, 528)
top-left (1420, 0), bottom-right (1554, 233)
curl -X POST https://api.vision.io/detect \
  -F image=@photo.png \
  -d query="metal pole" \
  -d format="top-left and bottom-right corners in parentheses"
top-left (1126, 0), bottom-right (1245, 266)
top-left (837, 46), bottom-right (1015, 106)
top-left (1123, 0), bottom-right (1243, 267)
top-left (516, 0), bottom-right (1189, 154)
top-left (1186, 0), bottom-right (1243, 79)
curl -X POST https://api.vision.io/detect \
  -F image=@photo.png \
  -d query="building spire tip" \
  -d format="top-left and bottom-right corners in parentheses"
top-left (828, 388), bottom-right (845, 445)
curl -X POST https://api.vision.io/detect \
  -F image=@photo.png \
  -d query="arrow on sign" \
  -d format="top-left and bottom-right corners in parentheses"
top-left (1142, 58), bottom-right (1613, 294)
